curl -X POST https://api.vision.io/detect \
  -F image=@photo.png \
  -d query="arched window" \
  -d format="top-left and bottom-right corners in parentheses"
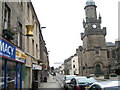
top-left (95, 48), bottom-right (99, 55)
top-left (112, 50), bottom-right (116, 58)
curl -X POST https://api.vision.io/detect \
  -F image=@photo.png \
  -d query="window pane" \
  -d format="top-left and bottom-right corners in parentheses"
top-left (7, 61), bottom-right (16, 89)
top-left (107, 50), bottom-right (110, 58)
top-left (0, 60), bottom-right (4, 89)
top-left (17, 64), bottom-right (21, 88)
top-left (112, 50), bottom-right (116, 58)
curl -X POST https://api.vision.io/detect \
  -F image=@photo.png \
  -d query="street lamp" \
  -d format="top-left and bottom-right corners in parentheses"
top-left (41, 27), bottom-right (46, 29)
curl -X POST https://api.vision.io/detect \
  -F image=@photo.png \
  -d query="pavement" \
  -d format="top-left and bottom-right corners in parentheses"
top-left (40, 75), bottom-right (61, 89)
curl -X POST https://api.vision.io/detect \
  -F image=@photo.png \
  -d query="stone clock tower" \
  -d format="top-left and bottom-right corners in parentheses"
top-left (81, 0), bottom-right (108, 77)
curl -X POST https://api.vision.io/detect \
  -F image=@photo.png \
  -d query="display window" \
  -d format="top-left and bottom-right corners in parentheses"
top-left (7, 61), bottom-right (16, 89)
top-left (17, 63), bottom-right (22, 88)
top-left (0, 60), bottom-right (4, 89)
top-left (0, 37), bottom-right (25, 89)
top-left (0, 60), bottom-right (23, 89)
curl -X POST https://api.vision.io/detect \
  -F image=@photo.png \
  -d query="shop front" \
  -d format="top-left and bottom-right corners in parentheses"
top-left (32, 64), bottom-right (42, 89)
top-left (0, 36), bottom-right (26, 90)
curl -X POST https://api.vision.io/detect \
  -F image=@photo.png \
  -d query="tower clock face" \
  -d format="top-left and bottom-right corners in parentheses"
top-left (92, 24), bottom-right (97, 28)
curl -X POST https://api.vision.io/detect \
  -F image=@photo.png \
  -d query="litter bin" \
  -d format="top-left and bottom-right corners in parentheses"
top-left (32, 81), bottom-right (38, 90)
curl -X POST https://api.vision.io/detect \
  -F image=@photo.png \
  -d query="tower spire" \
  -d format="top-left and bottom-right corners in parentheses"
top-left (83, 19), bottom-right (85, 23)
top-left (84, 0), bottom-right (97, 19)
top-left (99, 13), bottom-right (101, 19)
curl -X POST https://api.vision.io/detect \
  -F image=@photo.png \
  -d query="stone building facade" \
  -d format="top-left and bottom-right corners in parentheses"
top-left (80, 0), bottom-right (108, 76)
top-left (64, 57), bottom-right (72, 75)
top-left (24, 2), bottom-right (42, 88)
top-left (59, 64), bottom-right (64, 75)
top-left (78, 0), bottom-right (119, 77)
top-left (39, 29), bottom-right (50, 82)
top-left (64, 52), bottom-right (79, 75)
top-left (0, 1), bottom-right (27, 89)
top-left (62, 0), bottom-right (119, 77)
top-left (0, 1), bottom-right (49, 89)
top-left (106, 41), bottom-right (120, 75)
top-left (70, 53), bottom-right (79, 75)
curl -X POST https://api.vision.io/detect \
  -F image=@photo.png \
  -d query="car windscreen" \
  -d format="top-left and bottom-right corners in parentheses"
top-left (77, 77), bottom-right (96, 84)
top-left (66, 76), bottom-right (76, 80)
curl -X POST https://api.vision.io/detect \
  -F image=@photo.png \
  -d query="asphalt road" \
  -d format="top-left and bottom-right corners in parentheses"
top-left (55, 74), bottom-right (65, 89)
top-left (55, 74), bottom-right (119, 90)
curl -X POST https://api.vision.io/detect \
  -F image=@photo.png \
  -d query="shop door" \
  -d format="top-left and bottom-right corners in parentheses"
top-left (16, 63), bottom-right (22, 89)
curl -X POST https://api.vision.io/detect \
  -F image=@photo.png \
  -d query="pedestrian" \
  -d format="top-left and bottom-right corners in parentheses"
top-left (43, 70), bottom-right (47, 82)
top-left (53, 72), bottom-right (56, 79)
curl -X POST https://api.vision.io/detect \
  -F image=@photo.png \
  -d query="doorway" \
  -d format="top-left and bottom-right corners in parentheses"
top-left (95, 64), bottom-right (102, 76)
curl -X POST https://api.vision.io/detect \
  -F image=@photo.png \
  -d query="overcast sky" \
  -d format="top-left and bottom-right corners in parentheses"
top-left (31, 0), bottom-right (119, 68)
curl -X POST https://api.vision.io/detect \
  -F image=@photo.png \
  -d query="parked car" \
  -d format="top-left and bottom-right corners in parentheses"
top-left (63, 75), bottom-right (76, 89)
top-left (88, 80), bottom-right (120, 90)
top-left (68, 76), bottom-right (96, 90)
top-left (0, 77), bottom-right (15, 89)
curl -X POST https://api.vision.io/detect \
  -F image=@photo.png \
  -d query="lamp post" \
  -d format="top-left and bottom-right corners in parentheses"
top-left (41, 27), bottom-right (46, 29)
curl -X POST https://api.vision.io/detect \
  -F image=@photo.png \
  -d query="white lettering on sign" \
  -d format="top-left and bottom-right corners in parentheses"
top-left (0, 41), bottom-right (14, 56)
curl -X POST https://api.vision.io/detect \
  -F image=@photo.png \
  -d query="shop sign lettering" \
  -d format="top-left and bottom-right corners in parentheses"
top-left (0, 39), bottom-right (15, 59)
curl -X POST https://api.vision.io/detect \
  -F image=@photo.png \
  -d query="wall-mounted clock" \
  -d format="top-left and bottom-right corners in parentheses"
top-left (92, 24), bottom-right (97, 28)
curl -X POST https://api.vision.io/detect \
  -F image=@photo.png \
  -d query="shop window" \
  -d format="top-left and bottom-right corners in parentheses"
top-left (0, 60), bottom-right (4, 77)
top-left (7, 61), bottom-right (16, 89)
top-left (0, 60), bottom-right (4, 89)
top-left (17, 64), bottom-right (22, 88)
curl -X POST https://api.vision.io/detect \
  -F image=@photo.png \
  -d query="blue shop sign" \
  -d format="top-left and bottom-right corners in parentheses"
top-left (0, 38), bottom-right (16, 59)
top-left (0, 37), bottom-right (26, 63)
